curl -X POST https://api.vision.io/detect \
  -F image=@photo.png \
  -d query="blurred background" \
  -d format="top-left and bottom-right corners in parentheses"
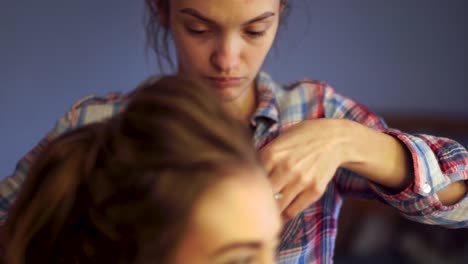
top-left (1, 0), bottom-right (467, 263)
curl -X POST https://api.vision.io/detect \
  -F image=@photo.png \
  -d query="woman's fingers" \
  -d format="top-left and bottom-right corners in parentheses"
top-left (267, 162), bottom-right (293, 193)
top-left (276, 176), bottom-right (305, 213)
top-left (283, 184), bottom-right (327, 220)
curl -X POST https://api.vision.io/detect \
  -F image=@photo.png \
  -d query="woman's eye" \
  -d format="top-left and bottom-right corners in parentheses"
top-left (186, 27), bottom-right (210, 35)
top-left (245, 30), bottom-right (266, 38)
top-left (224, 255), bottom-right (256, 264)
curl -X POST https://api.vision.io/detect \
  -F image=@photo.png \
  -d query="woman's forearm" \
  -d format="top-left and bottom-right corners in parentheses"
top-left (340, 120), bottom-right (467, 205)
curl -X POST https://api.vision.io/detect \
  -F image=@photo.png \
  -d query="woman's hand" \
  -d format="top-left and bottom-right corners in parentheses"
top-left (261, 117), bottom-right (466, 221)
top-left (260, 118), bottom-right (423, 220)
top-left (260, 119), bottom-right (351, 220)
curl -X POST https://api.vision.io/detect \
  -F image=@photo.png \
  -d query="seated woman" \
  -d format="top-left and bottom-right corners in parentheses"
top-left (3, 77), bottom-right (281, 264)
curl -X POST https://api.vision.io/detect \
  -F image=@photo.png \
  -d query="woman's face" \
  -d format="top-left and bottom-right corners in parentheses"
top-left (168, 0), bottom-right (282, 103)
top-left (173, 168), bottom-right (281, 264)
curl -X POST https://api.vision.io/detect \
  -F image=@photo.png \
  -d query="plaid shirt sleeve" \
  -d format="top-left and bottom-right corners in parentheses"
top-left (321, 83), bottom-right (468, 228)
top-left (0, 114), bottom-right (73, 225)
top-left (0, 93), bottom-right (122, 225)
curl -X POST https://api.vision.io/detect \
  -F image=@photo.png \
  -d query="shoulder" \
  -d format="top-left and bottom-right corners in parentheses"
top-left (65, 75), bottom-right (163, 128)
top-left (283, 79), bottom-right (335, 98)
top-left (259, 71), bottom-right (335, 102)
top-left (65, 91), bottom-right (127, 128)
top-left (263, 74), bottom-right (336, 119)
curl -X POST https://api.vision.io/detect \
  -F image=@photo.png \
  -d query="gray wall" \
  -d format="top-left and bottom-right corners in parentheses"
top-left (1, 0), bottom-right (467, 177)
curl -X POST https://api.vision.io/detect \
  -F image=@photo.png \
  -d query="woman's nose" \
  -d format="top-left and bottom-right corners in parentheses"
top-left (210, 35), bottom-right (241, 74)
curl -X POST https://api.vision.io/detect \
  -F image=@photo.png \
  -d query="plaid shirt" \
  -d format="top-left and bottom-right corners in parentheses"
top-left (1, 72), bottom-right (467, 263)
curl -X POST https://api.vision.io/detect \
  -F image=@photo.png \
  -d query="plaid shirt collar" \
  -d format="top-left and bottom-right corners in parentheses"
top-left (252, 71), bottom-right (281, 126)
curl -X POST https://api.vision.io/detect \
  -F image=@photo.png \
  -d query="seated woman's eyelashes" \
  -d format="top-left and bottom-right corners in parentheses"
top-left (221, 255), bottom-right (257, 264)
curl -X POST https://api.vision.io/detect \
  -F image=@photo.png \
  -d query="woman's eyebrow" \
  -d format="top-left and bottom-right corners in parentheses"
top-left (179, 8), bottom-right (275, 26)
top-left (242, 11), bottom-right (275, 25)
top-left (211, 241), bottom-right (262, 257)
top-left (180, 8), bottom-right (215, 25)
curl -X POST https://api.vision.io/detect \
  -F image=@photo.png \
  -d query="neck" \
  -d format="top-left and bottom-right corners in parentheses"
top-left (223, 83), bottom-right (257, 126)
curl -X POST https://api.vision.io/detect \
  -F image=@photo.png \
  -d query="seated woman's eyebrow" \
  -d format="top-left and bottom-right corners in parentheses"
top-left (211, 241), bottom-right (262, 257)
top-left (179, 8), bottom-right (276, 26)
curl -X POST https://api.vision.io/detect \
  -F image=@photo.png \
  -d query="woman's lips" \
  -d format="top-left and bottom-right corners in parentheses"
top-left (207, 77), bottom-right (245, 88)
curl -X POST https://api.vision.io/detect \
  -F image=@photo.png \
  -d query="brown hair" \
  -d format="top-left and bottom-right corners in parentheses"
top-left (4, 76), bottom-right (259, 264)
top-left (144, 0), bottom-right (290, 71)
